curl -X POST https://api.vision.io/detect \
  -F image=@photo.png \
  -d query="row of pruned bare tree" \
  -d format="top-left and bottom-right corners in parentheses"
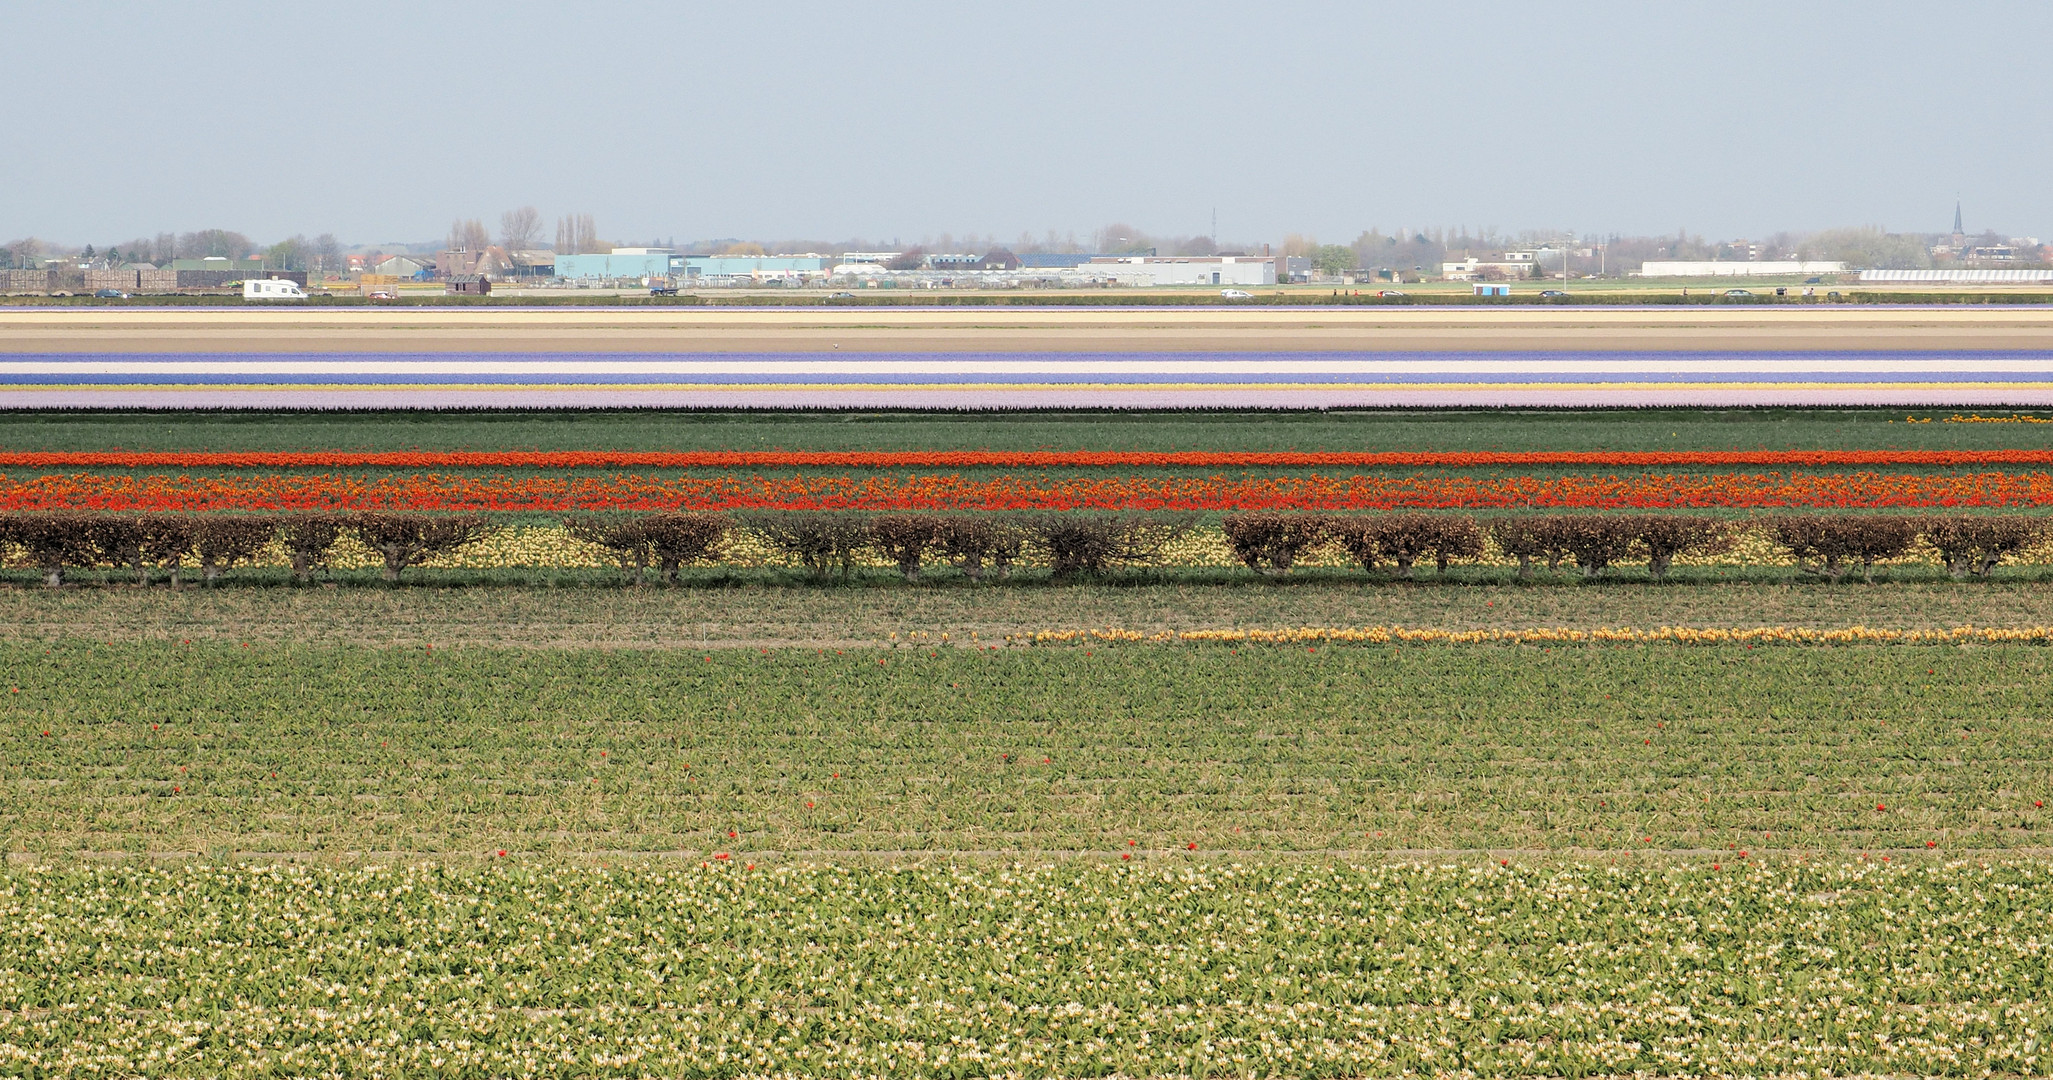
top-left (567, 512), bottom-right (1194, 582)
top-left (0, 512), bottom-right (491, 586)
top-left (0, 510), bottom-right (2040, 587)
top-left (1223, 512), bottom-right (2045, 582)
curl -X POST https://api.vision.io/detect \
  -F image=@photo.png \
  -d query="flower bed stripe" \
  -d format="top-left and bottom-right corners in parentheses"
top-left (7, 471), bottom-right (2053, 511)
top-left (7, 449), bottom-right (2053, 469)
top-left (1020, 625), bottom-right (2053, 645)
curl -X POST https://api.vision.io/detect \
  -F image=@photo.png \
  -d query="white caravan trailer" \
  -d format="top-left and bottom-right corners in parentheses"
top-left (242, 278), bottom-right (308, 300)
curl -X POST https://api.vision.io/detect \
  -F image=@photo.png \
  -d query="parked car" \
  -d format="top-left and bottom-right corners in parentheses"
top-left (367, 291), bottom-right (399, 301)
top-left (1376, 290), bottom-right (1406, 298)
top-left (1220, 289), bottom-right (1254, 299)
top-left (649, 285), bottom-right (678, 296)
top-left (827, 291), bottom-right (857, 300)
top-left (1538, 289), bottom-right (1568, 298)
top-left (1722, 289), bottom-right (1755, 299)
top-left (92, 288), bottom-right (129, 299)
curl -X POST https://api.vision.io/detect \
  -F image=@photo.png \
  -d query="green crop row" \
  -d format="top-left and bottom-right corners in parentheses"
top-left (0, 642), bottom-right (2046, 857)
top-left (0, 407), bottom-right (2044, 455)
top-left (0, 859), bottom-right (2045, 1077)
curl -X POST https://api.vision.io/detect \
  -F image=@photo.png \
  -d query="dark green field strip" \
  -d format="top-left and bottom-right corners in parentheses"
top-left (0, 407), bottom-right (2044, 453)
top-left (8, 580), bottom-right (2053, 649)
top-left (0, 643), bottom-right (2047, 857)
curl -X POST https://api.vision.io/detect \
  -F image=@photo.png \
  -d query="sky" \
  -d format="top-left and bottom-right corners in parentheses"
top-left (9, 1), bottom-right (2050, 249)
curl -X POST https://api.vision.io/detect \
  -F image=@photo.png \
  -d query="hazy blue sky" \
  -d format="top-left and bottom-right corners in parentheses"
top-left (10, 1), bottom-right (2049, 247)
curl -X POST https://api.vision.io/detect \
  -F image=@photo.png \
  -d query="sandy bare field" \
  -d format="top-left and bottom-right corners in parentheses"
top-left (4, 305), bottom-right (2053, 353)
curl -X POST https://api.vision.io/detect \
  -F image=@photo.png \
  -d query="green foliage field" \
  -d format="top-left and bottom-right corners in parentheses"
top-left (0, 859), bottom-right (2046, 1077)
top-left (1, 642), bottom-right (2046, 857)
top-left (0, 406), bottom-right (2037, 453)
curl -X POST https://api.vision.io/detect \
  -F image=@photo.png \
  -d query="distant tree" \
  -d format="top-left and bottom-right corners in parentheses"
top-left (6, 237), bottom-right (43, 268)
top-left (499, 206), bottom-right (542, 251)
top-left (719, 241), bottom-right (768, 256)
top-left (1281, 233), bottom-right (1318, 258)
top-left (886, 246), bottom-right (927, 271)
top-left (447, 218), bottom-right (490, 251)
top-left (263, 235), bottom-right (308, 271)
top-left (1313, 244), bottom-right (1354, 275)
top-left (176, 230), bottom-right (252, 259)
top-left (554, 213), bottom-right (596, 254)
top-left (1093, 224), bottom-right (1151, 254)
top-left (310, 233), bottom-right (341, 273)
top-left (1349, 228), bottom-right (1446, 274)
top-left (1173, 235), bottom-right (1218, 256)
top-left (81, 244), bottom-right (94, 260)
top-left (1798, 226), bottom-right (1932, 270)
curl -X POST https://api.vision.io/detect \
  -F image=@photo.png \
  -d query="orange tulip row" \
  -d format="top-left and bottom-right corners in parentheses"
top-left (2, 470), bottom-right (2052, 512)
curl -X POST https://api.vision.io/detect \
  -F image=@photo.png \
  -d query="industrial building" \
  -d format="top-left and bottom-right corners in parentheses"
top-left (1017, 253), bottom-right (1107, 270)
top-left (1079, 255), bottom-right (1277, 287)
top-left (551, 249), bottom-right (836, 283)
top-left (1441, 253), bottom-right (1539, 281)
top-left (551, 248), bottom-right (689, 281)
top-left (683, 255), bottom-right (833, 282)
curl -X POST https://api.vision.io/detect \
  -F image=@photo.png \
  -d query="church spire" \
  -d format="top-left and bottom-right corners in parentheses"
top-left (1954, 199), bottom-right (1964, 236)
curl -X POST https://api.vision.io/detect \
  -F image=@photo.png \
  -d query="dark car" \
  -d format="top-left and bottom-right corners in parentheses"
top-left (92, 288), bottom-right (129, 299)
top-left (1722, 289), bottom-right (1756, 299)
top-left (1538, 289), bottom-right (1568, 298)
top-left (649, 285), bottom-right (678, 296)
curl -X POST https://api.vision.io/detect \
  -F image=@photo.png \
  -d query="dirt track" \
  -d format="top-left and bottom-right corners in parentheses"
top-left (4, 306), bottom-right (2052, 353)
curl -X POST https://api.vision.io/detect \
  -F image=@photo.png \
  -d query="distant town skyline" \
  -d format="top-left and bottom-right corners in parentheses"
top-left (8, 2), bottom-right (2050, 246)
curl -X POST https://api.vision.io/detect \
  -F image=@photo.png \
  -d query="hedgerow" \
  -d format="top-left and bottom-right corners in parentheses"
top-left (1, 510), bottom-right (2052, 585)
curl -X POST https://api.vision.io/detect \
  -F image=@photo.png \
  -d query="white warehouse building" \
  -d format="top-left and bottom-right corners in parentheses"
top-left (1080, 255), bottom-right (1277, 286)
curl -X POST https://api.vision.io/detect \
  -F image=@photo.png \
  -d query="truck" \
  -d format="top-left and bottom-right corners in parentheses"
top-left (243, 278), bottom-right (308, 300)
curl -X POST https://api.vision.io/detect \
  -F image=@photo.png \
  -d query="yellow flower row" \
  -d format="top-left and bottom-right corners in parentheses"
top-left (1016, 625), bottom-right (2053, 646)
